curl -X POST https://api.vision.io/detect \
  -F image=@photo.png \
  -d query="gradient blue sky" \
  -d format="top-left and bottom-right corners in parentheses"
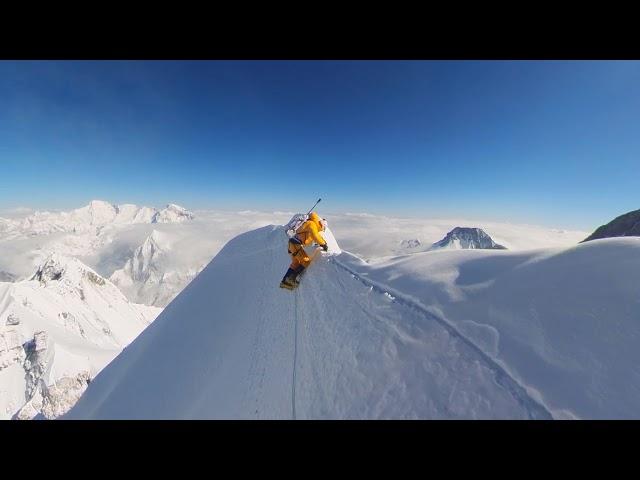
top-left (1, 60), bottom-right (638, 229)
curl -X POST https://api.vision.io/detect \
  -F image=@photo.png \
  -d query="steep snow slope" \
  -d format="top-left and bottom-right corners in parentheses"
top-left (0, 254), bottom-right (160, 419)
top-left (68, 225), bottom-right (566, 419)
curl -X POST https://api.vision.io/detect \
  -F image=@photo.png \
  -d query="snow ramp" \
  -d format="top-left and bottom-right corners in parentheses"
top-left (67, 225), bottom-right (552, 419)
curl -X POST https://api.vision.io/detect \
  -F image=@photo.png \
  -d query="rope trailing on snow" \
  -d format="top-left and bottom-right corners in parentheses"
top-left (291, 288), bottom-right (299, 420)
top-left (326, 256), bottom-right (554, 420)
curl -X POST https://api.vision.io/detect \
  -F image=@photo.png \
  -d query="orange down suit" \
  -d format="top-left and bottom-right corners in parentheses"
top-left (288, 212), bottom-right (327, 270)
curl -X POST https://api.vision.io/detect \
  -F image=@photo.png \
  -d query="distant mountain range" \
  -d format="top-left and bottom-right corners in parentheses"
top-left (0, 200), bottom-right (194, 237)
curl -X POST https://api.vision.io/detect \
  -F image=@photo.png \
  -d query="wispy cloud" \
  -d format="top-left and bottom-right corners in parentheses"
top-left (0, 207), bottom-right (34, 218)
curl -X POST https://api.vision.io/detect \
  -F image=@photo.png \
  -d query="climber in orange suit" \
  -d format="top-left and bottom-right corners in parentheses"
top-left (280, 212), bottom-right (328, 289)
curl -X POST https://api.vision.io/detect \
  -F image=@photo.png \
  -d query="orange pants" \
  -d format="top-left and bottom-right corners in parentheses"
top-left (288, 240), bottom-right (312, 270)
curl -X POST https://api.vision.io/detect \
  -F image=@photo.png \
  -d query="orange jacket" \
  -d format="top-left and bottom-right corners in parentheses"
top-left (295, 212), bottom-right (327, 247)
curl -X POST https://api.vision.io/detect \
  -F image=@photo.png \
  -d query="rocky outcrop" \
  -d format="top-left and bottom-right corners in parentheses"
top-left (582, 209), bottom-right (640, 242)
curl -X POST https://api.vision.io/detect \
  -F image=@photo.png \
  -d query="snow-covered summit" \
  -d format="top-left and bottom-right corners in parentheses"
top-left (113, 204), bottom-right (157, 224)
top-left (152, 204), bottom-right (195, 224)
top-left (31, 253), bottom-right (91, 285)
top-left (430, 227), bottom-right (507, 250)
top-left (80, 200), bottom-right (119, 226)
top-left (31, 255), bottom-right (65, 283)
top-left (131, 230), bottom-right (165, 282)
top-left (110, 230), bottom-right (165, 295)
top-left (109, 229), bottom-right (201, 307)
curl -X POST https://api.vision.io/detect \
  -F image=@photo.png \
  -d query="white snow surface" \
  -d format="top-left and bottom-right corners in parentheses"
top-left (67, 226), bottom-right (639, 419)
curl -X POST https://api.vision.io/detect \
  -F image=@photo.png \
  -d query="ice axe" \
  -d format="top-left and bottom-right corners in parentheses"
top-left (305, 198), bottom-right (321, 215)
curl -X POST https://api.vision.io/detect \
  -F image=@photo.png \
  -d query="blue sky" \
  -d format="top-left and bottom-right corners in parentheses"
top-left (1, 60), bottom-right (638, 229)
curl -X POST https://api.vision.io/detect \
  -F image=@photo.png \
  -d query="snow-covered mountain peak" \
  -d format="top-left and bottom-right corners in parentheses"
top-left (430, 227), bottom-right (507, 250)
top-left (148, 228), bottom-right (165, 243)
top-left (67, 200), bottom-right (119, 228)
top-left (32, 253), bottom-right (82, 284)
top-left (152, 204), bottom-right (194, 224)
top-left (86, 200), bottom-right (118, 220)
top-left (88, 200), bottom-right (112, 208)
top-left (110, 228), bottom-right (206, 308)
top-left (138, 230), bottom-right (165, 264)
top-left (400, 239), bottom-right (421, 249)
top-left (30, 253), bottom-right (111, 297)
top-left (114, 204), bottom-right (156, 224)
top-left (108, 227), bottom-right (201, 308)
top-left (110, 230), bottom-right (166, 288)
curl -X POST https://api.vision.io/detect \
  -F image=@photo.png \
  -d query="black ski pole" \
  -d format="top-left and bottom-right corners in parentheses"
top-left (306, 198), bottom-right (321, 215)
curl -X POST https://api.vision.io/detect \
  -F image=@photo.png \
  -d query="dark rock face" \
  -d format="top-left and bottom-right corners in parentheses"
top-left (32, 260), bottom-right (64, 283)
top-left (582, 209), bottom-right (640, 242)
top-left (431, 227), bottom-right (507, 250)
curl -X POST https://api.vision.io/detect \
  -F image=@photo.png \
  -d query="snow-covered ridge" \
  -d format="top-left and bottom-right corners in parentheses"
top-left (67, 226), bottom-right (639, 419)
top-left (0, 253), bottom-right (161, 419)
